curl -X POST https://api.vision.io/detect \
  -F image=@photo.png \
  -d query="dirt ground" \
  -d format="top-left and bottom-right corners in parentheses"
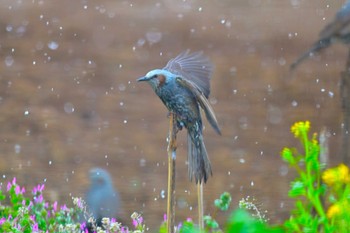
top-left (0, 0), bottom-right (347, 230)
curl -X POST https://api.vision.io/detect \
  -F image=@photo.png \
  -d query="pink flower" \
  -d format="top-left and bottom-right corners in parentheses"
top-left (15, 185), bottom-right (21, 195)
top-left (33, 222), bottom-right (38, 231)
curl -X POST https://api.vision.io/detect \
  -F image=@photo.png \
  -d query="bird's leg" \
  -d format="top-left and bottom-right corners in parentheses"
top-left (167, 112), bottom-right (177, 233)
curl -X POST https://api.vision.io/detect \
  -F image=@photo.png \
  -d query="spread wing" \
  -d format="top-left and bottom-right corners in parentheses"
top-left (176, 77), bottom-right (221, 135)
top-left (164, 50), bottom-right (213, 98)
top-left (319, 1), bottom-right (350, 39)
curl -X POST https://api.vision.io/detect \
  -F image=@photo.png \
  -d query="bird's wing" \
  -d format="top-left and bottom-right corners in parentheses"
top-left (320, 1), bottom-right (350, 39)
top-left (164, 50), bottom-right (213, 98)
top-left (176, 77), bottom-right (221, 135)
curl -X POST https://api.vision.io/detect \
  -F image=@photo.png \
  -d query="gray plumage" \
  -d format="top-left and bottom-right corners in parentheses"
top-left (85, 168), bottom-right (120, 221)
top-left (291, 1), bottom-right (350, 70)
top-left (137, 51), bottom-right (221, 183)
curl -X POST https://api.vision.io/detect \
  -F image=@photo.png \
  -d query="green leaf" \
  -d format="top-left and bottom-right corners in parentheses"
top-left (288, 181), bottom-right (306, 197)
top-left (214, 192), bottom-right (232, 211)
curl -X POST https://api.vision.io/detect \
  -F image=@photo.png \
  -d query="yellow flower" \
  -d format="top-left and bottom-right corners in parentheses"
top-left (312, 133), bottom-right (318, 146)
top-left (291, 121), bottom-right (310, 138)
top-left (322, 164), bottom-right (350, 186)
top-left (327, 203), bottom-right (341, 219)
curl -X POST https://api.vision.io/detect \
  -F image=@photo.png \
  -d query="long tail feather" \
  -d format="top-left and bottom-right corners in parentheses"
top-left (187, 128), bottom-right (212, 184)
top-left (290, 38), bottom-right (332, 70)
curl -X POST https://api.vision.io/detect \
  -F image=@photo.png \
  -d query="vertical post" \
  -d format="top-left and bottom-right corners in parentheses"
top-left (340, 49), bottom-right (350, 165)
top-left (197, 182), bottom-right (204, 230)
top-left (167, 112), bottom-right (177, 233)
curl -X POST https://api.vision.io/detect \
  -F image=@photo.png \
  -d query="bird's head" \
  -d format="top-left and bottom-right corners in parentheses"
top-left (137, 69), bottom-right (175, 90)
top-left (89, 168), bottom-right (113, 187)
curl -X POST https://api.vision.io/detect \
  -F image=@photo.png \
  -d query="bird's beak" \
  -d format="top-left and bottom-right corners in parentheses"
top-left (137, 76), bottom-right (149, 82)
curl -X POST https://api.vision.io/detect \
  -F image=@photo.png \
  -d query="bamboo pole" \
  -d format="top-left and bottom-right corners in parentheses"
top-left (197, 182), bottom-right (204, 231)
top-left (167, 112), bottom-right (177, 233)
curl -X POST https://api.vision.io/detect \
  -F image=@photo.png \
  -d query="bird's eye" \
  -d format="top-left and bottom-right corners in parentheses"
top-left (152, 74), bottom-right (158, 78)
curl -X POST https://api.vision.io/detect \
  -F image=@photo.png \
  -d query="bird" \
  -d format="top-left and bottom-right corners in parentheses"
top-left (85, 168), bottom-right (121, 225)
top-left (291, 1), bottom-right (350, 70)
top-left (137, 50), bottom-right (221, 184)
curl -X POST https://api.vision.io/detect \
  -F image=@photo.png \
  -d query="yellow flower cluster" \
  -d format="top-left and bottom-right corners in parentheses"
top-left (322, 164), bottom-right (350, 187)
top-left (327, 203), bottom-right (342, 219)
top-left (291, 121), bottom-right (310, 138)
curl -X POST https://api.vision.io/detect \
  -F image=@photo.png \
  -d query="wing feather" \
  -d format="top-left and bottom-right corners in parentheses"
top-left (176, 77), bottom-right (221, 135)
top-left (164, 50), bottom-right (213, 98)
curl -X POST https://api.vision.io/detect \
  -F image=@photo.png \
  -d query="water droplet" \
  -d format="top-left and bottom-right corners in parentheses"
top-left (123, 120), bottom-right (128, 124)
top-left (279, 165), bottom-right (288, 176)
top-left (14, 144), bottom-right (21, 154)
top-left (137, 38), bottom-right (146, 47)
top-left (291, 100), bottom-right (298, 107)
top-left (6, 25), bottom-right (13, 32)
top-left (139, 158), bottom-right (146, 167)
top-left (118, 84), bottom-right (126, 91)
top-left (145, 30), bottom-right (162, 44)
top-left (250, 181), bottom-right (254, 186)
top-left (5, 56), bottom-right (14, 67)
top-left (64, 102), bottom-right (75, 114)
top-left (24, 110), bottom-right (29, 116)
top-left (160, 190), bottom-right (165, 199)
top-left (229, 67), bottom-right (237, 76)
top-left (239, 158), bottom-right (245, 163)
top-left (278, 57), bottom-right (286, 66)
top-left (47, 41), bottom-right (59, 50)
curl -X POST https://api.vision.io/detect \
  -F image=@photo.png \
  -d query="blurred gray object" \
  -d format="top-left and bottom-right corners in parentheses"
top-left (291, 1), bottom-right (350, 69)
top-left (85, 167), bottom-right (121, 221)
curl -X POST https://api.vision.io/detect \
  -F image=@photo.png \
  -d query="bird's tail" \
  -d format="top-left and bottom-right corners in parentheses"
top-left (187, 124), bottom-right (212, 184)
top-left (290, 38), bottom-right (332, 71)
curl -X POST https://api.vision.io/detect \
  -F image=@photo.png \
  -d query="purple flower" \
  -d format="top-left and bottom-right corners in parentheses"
top-left (53, 201), bottom-right (58, 212)
top-left (60, 204), bottom-right (68, 211)
top-left (0, 217), bottom-right (6, 225)
top-left (80, 222), bottom-right (86, 230)
top-left (32, 184), bottom-right (45, 194)
top-left (34, 194), bottom-right (43, 204)
top-left (7, 182), bottom-right (12, 191)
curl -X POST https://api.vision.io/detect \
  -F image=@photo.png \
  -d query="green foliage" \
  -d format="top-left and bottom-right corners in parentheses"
top-left (0, 178), bottom-right (145, 233)
top-left (225, 209), bottom-right (283, 233)
top-left (281, 121), bottom-right (350, 232)
top-left (2, 121), bottom-right (350, 233)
